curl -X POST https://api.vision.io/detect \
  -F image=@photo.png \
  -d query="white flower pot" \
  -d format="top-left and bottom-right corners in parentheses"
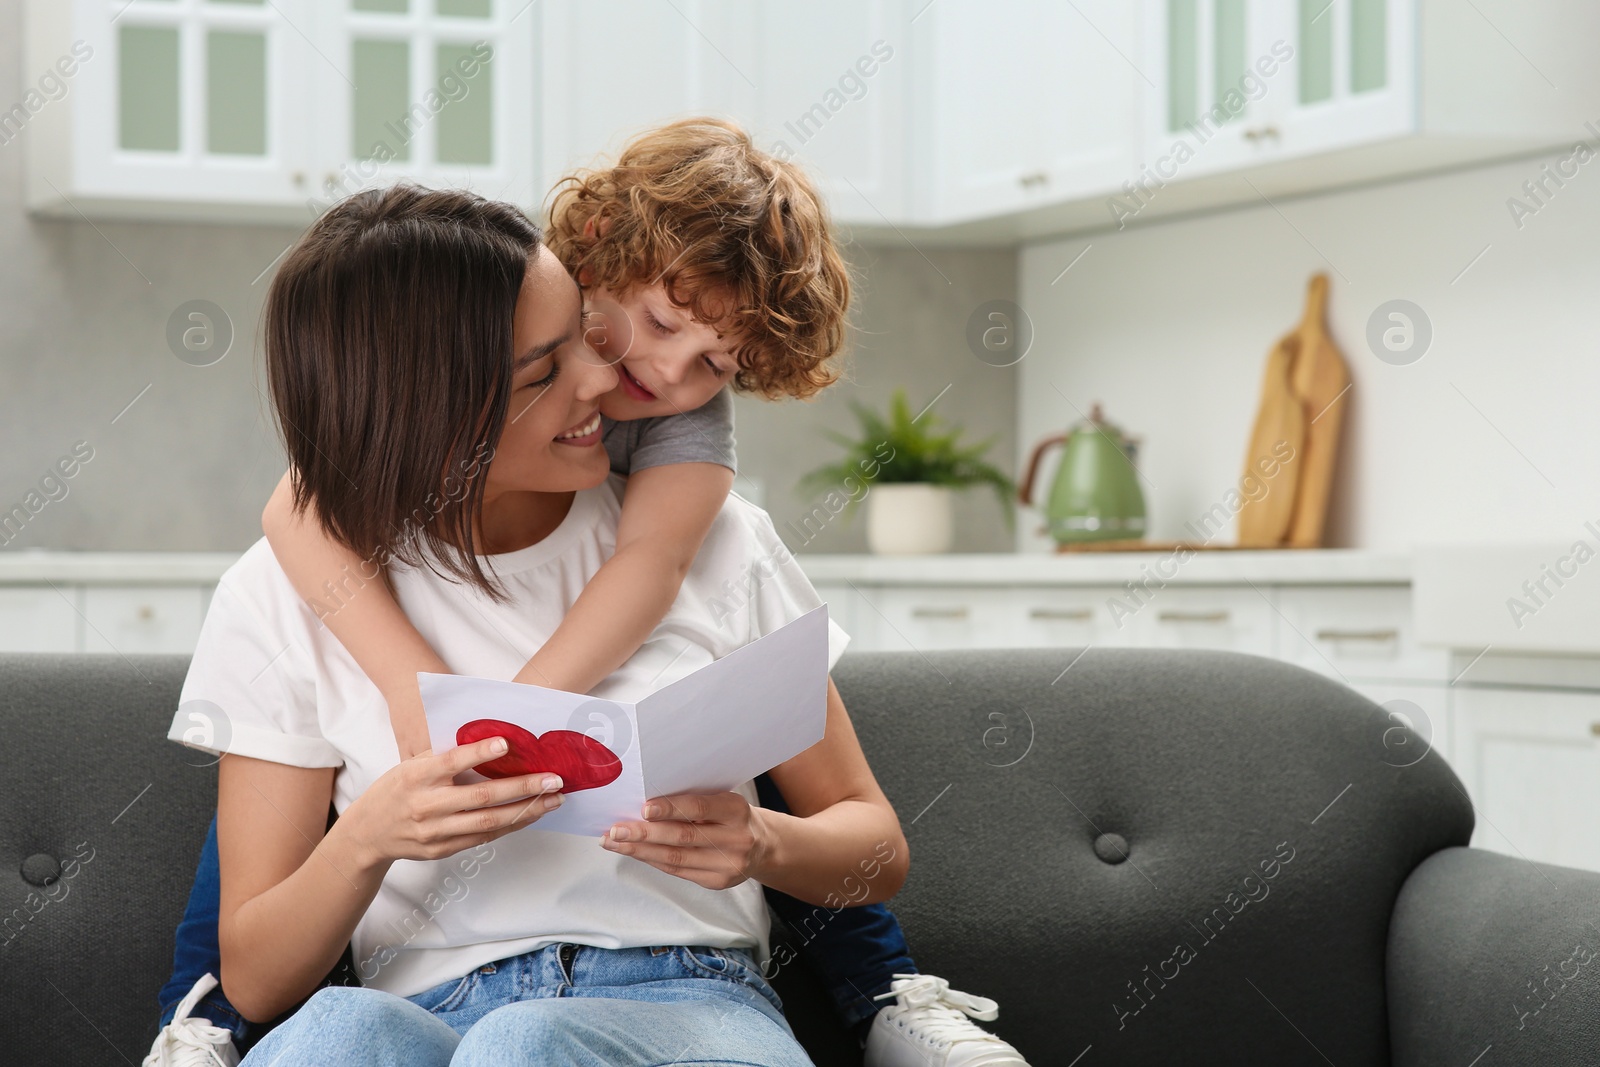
top-left (867, 483), bottom-right (954, 555)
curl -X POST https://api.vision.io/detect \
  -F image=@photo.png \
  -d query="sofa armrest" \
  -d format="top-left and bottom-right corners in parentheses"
top-left (1387, 846), bottom-right (1600, 1066)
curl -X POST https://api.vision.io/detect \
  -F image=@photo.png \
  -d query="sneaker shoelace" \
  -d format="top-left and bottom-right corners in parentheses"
top-left (143, 973), bottom-right (238, 1067)
top-left (872, 973), bottom-right (1005, 1047)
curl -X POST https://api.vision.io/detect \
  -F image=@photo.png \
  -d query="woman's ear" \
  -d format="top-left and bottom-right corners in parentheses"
top-left (581, 214), bottom-right (613, 241)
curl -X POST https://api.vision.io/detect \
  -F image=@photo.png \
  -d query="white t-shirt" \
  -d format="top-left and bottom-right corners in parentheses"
top-left (168, 474), bottom-right (849, 999)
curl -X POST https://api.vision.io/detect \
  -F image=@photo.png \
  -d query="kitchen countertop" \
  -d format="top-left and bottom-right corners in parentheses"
top-left (0, 548), bottom-right (1413, 586)
top-left (795, 549), bottom-right (1412, 585)
top-left (0, 551), bottom-right (243, 583)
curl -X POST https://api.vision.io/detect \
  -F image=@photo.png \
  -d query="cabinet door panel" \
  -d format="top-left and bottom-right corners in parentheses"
top-left (0, 587), bottom-right (80, 653)
top-left (1276, 585), bottom-right (1447, 683)
top-left (82, 585), bottom-right (206, 655)
top-left (315, 0), bottom-right (537, 210)
top-left (750, 0), bottom-right (908, 222)
top-left (919, 0), bottom-right (1141, 222)
top-left (70, 0), bottom-right (314, 207)
top-left (1453, 687), bottom-right (1600, 873)
top-left (538, 1), bottom-right (756, 200)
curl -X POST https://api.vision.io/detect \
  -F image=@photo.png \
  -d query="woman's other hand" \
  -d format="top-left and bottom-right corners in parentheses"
top-left (600, 792), bottom-right (774, 890)
top-left (342, 737), bottom-right (566, 870)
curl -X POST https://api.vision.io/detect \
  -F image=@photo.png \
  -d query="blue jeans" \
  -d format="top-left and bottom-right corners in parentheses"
top-left (240, 943), bottom-right (813, 1066)
top-left (159, 774), bottom-right (915, 1051)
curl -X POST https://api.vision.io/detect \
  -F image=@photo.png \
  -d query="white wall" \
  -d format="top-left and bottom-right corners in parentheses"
top-left (1017, 148), bottom-right (1600, 553)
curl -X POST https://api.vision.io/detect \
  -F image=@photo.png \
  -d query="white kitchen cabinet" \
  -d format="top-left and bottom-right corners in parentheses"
top-left (310, 0), bottom-right (538, 211)
top-left (1275, 585), bottom-right (1449, 683)
top-left (82, 585), bottom-right (207, 654)
top-left (863, 586), bottom-right (1017, 652)
top-left (912, 0), bottom-right (1142, 224)
top-left (28, 0), bottom-right (536, 224)
top-left (1143, 0), bottom-right (1413, 180)
top-left (810, 581), bottom-right (860, 647)
top-left (747, 0), bottom-right (910, 224)
top-left (0, 587), bottom-right (81, 653)
top-left (1452, 685), bottom-right (1600, 873)
top-left (28, 0), bottom-right (312, 220)
top-left (1122, 585), bottom-right (1277, 657)
top-left (541, 1), bottom-right (907, 227)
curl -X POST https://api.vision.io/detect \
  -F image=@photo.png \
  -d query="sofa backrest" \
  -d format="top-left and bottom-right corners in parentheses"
top-left (0, 647), bottom-right (1474, 1065)
top-left (829, 647), bottom-right (1474, 1065)
top-left (1, 653), bottom-right (206, 1065)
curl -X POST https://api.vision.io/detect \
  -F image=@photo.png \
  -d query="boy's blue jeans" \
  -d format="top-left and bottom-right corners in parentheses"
top-left (158, 773), bottom-right (916, 1052)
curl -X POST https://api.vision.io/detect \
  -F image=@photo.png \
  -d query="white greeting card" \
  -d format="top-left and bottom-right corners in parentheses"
top-left (418, 605), bottom-right (830, 836)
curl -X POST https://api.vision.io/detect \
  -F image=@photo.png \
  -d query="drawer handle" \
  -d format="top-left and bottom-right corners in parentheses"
top-left (137, 605), bottom-right (156, 621)
top-left (911, 607), bottom-right (970, 620)
top-left (1242, 125), bottom-right (1280, 142)
top-left (1591, 722), bottom-right (1600, 738)
top-left (1158, 611), bottom-right (1230, 624)
top-left (1316, 628), bottom-right (1399, 642)
top-left (1018, 170), bottom-right (1050, 189)
top-left (1029, 608), bottom-right (1092, 621)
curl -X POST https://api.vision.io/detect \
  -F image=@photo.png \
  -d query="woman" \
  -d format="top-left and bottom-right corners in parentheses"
top-left (175, 185), bottom-right (908, 1065)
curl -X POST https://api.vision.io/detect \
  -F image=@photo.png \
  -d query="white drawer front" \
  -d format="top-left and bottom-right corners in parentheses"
top-left (1276, 586), bottom-right (1446, 683)
top-left (1453, 686), bottom-right (1600, 873)
top-left (1007, 587), bottom-right (1129, 649)
top-left (1121, 587), bottom-right (1277, 657)
top-left (0, 586), bottom-right (80, 652)
top-left (82, 586), bottom-right (206, 655)
top-left (867, 587), bottom-right (1016, 652)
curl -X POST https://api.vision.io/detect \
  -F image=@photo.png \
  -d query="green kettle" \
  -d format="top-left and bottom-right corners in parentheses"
top-left (1018, 403), bottom-right (1147, 545)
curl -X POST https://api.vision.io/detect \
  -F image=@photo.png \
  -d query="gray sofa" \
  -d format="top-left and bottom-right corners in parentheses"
top-left (4, 647), bottom-right (1599, 1064)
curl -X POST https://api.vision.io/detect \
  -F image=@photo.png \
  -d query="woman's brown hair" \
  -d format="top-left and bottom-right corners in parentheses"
top-left (545, 117), bottom-right (850, 400)
top-left (264, 184), bottom-right (540, 599)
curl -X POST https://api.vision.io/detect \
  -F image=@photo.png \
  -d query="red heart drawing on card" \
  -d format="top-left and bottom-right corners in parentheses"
top-left (456, 718), bottom-right (623, 792)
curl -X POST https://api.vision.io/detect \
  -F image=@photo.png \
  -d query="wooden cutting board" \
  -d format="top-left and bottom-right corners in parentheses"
top-left (1284, 274), bottom-right (1350, 547)
top-left (1235, 273), bottom-right (1349, 549)
top-left (1235, 327), bottom-right (1305, 547)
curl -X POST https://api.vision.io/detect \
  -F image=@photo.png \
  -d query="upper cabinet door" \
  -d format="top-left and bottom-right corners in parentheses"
top-left (537, 0), bottom-right (757, 209)
top-left (41, 0), bottom-right (314, 215)
top-left (1145, 0), bottom-right (1414, 179)
top-left (746, 0), bottom-right (910, 225)
top-left (1143, 0), bottom-right (1289, 178)
top-left (1271, 0), bottom-right (1415, 157)
top-left (914, 0), bottom-right (1142, 224)
top-left (312, 0), bottom-right (538, 214)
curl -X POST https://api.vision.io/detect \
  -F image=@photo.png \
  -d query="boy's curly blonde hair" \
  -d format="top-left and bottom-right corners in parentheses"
top-left (544, 117), bottom-right (850, 400)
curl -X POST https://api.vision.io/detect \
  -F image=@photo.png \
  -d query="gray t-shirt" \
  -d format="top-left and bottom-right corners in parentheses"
top-left (602, 386), bottom-right (737, 476)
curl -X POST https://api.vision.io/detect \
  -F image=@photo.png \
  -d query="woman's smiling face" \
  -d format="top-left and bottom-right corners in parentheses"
top-left (481, 247), bottom-right (619, 498)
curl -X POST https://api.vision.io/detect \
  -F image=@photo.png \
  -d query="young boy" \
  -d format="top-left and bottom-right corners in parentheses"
top-left (146, 119), bottom-right (1030, 1067)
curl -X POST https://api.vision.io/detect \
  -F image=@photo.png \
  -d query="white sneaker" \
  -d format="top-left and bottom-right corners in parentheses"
top-left (865, 973), bottom-right (1029, 1067)
top-left (142, 972), bottom-right (241, 1067)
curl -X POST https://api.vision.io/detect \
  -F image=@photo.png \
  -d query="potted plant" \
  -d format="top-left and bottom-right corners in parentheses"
top-left (798, 389), bottom-right (1014, 555)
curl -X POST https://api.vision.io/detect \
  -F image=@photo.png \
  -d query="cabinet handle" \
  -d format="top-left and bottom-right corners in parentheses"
top-left (911, 606), bottom-right (970, 620)
top-left (1242, 126), bottom-right (1281, 142)
top-left (136, 605), bottom-right (155, 621)
top-left (1316, 628), bottom-right (1400, 642)
top-left (1158, 610), bottom-right (1230, 624)
top-left (1590, 722), bottom-right (1600, 738)
top-left (1018, 171), bottom-right (1049, 189)
top-left (1029, 607), bottom-right (1092, 621)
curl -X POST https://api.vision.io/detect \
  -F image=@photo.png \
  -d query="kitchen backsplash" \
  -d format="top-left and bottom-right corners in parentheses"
top-left (1017, 149), bottom-right (1600, 553)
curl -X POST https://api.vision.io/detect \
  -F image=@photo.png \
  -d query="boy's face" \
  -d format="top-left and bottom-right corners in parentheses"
top-left (582, 282), bottom-right (740, 421)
